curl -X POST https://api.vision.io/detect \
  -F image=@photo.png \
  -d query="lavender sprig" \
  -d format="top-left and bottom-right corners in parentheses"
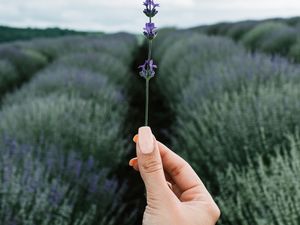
top-left (139, 0), bottom-right (159, 126)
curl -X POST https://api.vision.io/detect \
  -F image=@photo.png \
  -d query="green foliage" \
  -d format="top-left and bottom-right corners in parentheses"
top-left (216, 135), bottom-right (300, 225)
top-left (3, 64), bottom-right (122, 106)
top-left (0, 32), bottom-right (138, 224)
top-left (153, 29), bottom-right (203, 61)
top-left (155, 31), bottom-right (300, 187)
top-left (0, 139), bottom-right (130, 225)
top-left (0, 26), bottom-right (89, 43)
top-left (0, 60), bottom-right (18, 96)
top-left (25, 33), bottom-right (137, 63)
top-left (226, 21), bottom-right (258, 41)
top-left (153, 27), bottom-right (177, 49)
top-left (191, 17), bottom-right (300, 62)
top-left (173, 83), bottom-right (300, 183)
top-left (289, 39), bottom-right (300, 63)
top-left (241, 22), bottom-right (288, 50)
top-left (286, 17), bottom-right (300, 26)
top-left (55, 52), bottom-right (131, 86)
top-left (157, 32), bottom-right (245, 102)
top-left (179, 53), bottom-right (300, 103)
top-left (205, 22), bottom-right (233, 36)
top-left (0, 95), bottom-right (125, 167)
top-left (154, 28), bottom-right (300, 225)
top-left (0, 45), bottom-right (48, 80)
top-left (259, 26), bottom-right (297, 55)
top-left (0, 45), bottom-right (48, 98)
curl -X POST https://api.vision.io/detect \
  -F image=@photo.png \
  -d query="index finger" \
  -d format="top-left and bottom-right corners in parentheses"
top-left (157, 141), bottom-right (212, 201)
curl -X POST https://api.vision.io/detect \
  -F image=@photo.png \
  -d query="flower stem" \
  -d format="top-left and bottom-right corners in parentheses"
top-left (148, 41), bottom-right (152, 60)
top-left (145, 77), bottom-right (150, 126)
top-left (145, 11), bottom-right (153, 126)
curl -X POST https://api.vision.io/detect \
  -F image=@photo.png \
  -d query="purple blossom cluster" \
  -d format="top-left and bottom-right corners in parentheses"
top-left (143, 23), bottom-right (157, 40)
top-left (139, 59), bottom-right (158, 79)
top-left (143, 0), bottom-right (159, 17)
top-left (139, 0), bottom-right (159, 79)
top-left (0, 137), bottom-right (120, 224)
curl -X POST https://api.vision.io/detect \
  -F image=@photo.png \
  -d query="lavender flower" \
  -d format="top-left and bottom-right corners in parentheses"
top-left (143, 23), bottom-right (157, 40)
top-left (143, 0), bottom-right (159, 8)
top-left (139, 0), bottom-right (159, 126)
top-left (0, 139), bottom-right (122, 224)
top-left (139, 59), bottom-right (157, 78)
top-left (143, 0), bottom-right (159, 17)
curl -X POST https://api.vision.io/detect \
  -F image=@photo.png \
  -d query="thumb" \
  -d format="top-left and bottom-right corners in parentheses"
top-left (136, 127), bottom-right (170, 199)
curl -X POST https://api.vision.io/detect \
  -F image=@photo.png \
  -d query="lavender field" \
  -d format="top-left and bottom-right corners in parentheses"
top-left (0, 16), bottom-right (300, 225)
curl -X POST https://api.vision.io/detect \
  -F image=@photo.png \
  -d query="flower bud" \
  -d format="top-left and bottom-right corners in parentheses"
top-left (139, 59), bottom-right (158, 79)
top-left (143, 23), bottom-right (158, 40)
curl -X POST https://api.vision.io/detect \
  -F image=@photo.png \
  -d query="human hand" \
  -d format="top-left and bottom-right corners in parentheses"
top-left (129, 127), bottom-right (220, 225)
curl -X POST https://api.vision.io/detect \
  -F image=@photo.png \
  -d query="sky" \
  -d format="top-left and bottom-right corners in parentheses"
top-left (0, 0), bottom-right (299, 33)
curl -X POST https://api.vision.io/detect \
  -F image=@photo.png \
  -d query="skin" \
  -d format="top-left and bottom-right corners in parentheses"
top-left (129, 126), bottom-right (220, 225)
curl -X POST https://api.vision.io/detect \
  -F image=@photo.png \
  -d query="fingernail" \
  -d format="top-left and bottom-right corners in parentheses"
top-left (138, 126), bottom-right (154, 154)
top-left (133, 134), bottom-right (138, 143)
top-left (129, 158), bottom-right (137, 166)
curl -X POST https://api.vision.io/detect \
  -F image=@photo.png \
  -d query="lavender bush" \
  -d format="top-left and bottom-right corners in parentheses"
top-left (157, 33), bottom-right (244, 102)
top-left (225, 21), bottom-right (258, 41)
top-left (0, 33), bottom-right (137, 168)
top-left (180, 53), bottom-right (300, 104)
top-left (216, 135), bottom-right (300, 225)
top-left (0, 95), bottom-right (125, 167)
top-left (153, 31), bottom-right (300, 186)
top-left (3, 64), bottom-right (123, 106)
top-left (193, 18), bottom-right (300, 62)
top-left (0, 32), bottom-right (140, 225)
top-left (173, 83), bottom-right (300, 184)
top-left (0, 138), bottom-right (127, 225)
top-left (289, 39), bottom-right (300, 63)
top-left (153, 30), bottom-right (195, 62)
top-left (241, 22), bottom-right (292, 51)
top-left (0, 60), bottom-right (18, 96)
top-left (259, 26), bottom-right (297, 55)
top-left (23, 33), bottom-right (138, 64)
top-left (0, 45), bottom-right (48, 79)
top-left (55, 52), bottom-right (132, 86)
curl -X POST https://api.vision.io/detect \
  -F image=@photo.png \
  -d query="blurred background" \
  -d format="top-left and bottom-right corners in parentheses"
top-left (0, 0), bottom-right (300, 225)
top-left (1, 0), bottom-right (300, 32)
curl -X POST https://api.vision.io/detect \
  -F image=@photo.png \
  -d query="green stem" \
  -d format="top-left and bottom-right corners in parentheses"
top-left (148, 41), bottom-right (152, 60)
top-left (145, 77), bottom-right (150, 126)
top-left (144, 15), bottom-right (153, 126)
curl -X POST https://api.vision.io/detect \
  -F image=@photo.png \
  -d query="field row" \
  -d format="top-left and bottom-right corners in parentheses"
top-left (193, 17), bottom-right (300, 63)
top-left (0, 33), bottom-right (138, 225)
top-left (154, 30), bottom-right (300, 224)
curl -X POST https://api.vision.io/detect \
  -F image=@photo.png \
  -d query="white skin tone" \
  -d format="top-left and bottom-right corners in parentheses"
top-left (129, 127), bottom-right (220, 225)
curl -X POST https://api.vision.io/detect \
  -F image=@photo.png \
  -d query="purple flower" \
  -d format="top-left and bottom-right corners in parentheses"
top-left (139, 59), bottom-right (157, 79)
top-left (143, 23), bottom-right (157, 40)
top-left (143, 0), bottom-right (159, 17)
top-left (143, 0), bottom-right (159, 9)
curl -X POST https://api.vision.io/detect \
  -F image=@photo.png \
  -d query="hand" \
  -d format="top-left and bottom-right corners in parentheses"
top-left (129, 127), bottom-right (220, 225)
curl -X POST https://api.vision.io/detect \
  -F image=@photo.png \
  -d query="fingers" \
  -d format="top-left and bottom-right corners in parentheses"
top-left (157, 141), bottom-right (213, 202)
top-left (130, 156), bottom-right (181, 196)
top-left (135, 127), bottom-right (172, 200)
top-left (131, 134), bottom-right (211, 202)
top-left (157, 142), bottom-right (204, 191)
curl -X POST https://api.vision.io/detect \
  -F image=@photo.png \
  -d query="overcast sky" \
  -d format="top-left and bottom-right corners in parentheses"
top-left (0, 0), bottom-right (299, 33)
